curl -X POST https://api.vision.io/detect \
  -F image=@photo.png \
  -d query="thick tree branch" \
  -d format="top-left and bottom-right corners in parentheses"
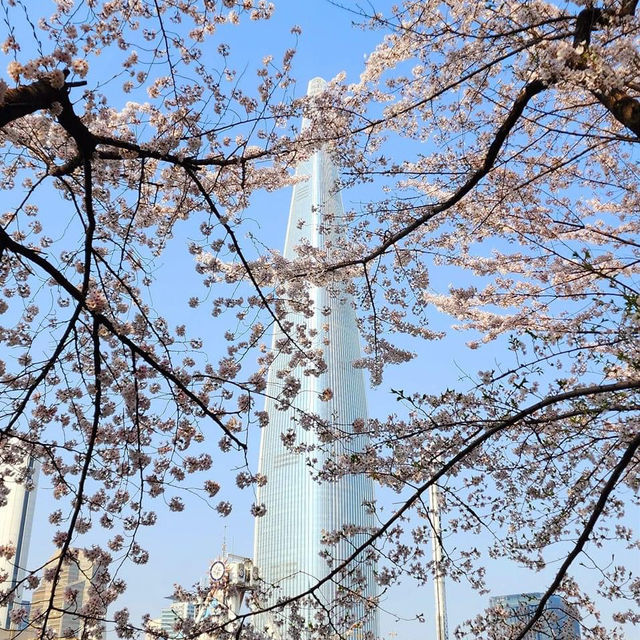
top-left (0, 73), bottom-right (93, 157)
top-left (571, 3), bottom-right (640, 137)
top-left (0, 77), bottom-right (65, 127)
top-left (573, 2), bottom-right (638, 49)
top-left (512, 428), bottom-right (640, 640)
top-left (592, 87), bottom-right (640, 138)
top-left (573, 8), bottom-right (606, 49)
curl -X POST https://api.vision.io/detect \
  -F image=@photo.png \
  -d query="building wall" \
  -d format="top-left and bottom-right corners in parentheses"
top-left (28, 549), bottom-right (105, 640)
top-left (0, 454), bottom-right (39, 630)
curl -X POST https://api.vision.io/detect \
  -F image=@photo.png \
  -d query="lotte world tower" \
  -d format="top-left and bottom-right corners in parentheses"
top-left (253, 78), bottom-right (378, 639)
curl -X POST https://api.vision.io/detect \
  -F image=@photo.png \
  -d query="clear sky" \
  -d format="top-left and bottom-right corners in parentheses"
top-left (18, 2), bottom-right (637, 639)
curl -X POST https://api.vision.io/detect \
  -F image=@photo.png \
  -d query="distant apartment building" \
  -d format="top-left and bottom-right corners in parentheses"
top-left (28, 549), bottom-right (106, 639)
top-left (490, 592), bottom-right (581, 639)
top-left (145, 598), bottom-right (195, 640)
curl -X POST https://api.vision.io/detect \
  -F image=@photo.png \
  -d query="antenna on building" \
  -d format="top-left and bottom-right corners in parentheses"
top-left (221, 525), bottom-right (227, 560)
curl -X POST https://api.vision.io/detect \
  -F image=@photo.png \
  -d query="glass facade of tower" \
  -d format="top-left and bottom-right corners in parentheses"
top-left (253, 79), bottom-right (377, 639)
top-left (0, 454), bottom-right (39, 630)
top-left (490, 592), bottom-right (581, 639)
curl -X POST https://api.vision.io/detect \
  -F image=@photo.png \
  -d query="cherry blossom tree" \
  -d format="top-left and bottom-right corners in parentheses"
top-left (0, 1), bottom-right (638, 640)
top-left (297, 2), bottom-right (640, 639)
top-left (0, 1), bottom-right (308, 638)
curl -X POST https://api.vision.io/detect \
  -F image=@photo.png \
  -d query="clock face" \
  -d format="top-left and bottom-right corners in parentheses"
top-left (210, 561), bottom-right (226, 582)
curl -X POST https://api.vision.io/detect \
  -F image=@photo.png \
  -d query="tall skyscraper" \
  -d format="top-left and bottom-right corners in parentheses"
top-left (253, 78), bottom-right (378, 639)
top-left (29, 548), bottom-right (106, 639)
top-left (0, 453), bottom-right (39, 630)
top-left (489, 592), bottom-right (581, 639)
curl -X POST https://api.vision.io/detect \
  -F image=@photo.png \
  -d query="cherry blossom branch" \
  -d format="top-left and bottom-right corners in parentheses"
top-left (38, 306), bottom-right (102, 636)
top-left (310, 380), bottom-right (640, 589)
top-left (93, 134), bottom-right (275, 168)
top-left (511, 428), bottom-right (640, 640)
top-left (320, 3), bottom-right (639, 279)
top-left (0, 75), bottom-right (279, 177)
top-left (183, 165), bottom-right (313, 364)
top-left (327, 78), bottom-right (547, 271)
top-left (0, 228), bottom-right (245, 450)
top-left (2, 150), bottom-right (96, 445)
top-left (152, 0), bottom-right (179, 106)
top-left (225, 379), bottom-right (640, 626)
top-left (331, 1), bottom-right (570, 43)
top-left (0, 298), bottom-right (84, 440)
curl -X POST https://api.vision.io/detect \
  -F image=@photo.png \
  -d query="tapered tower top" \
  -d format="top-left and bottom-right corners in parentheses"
top-left (307, 76), bottom-right (327, 96)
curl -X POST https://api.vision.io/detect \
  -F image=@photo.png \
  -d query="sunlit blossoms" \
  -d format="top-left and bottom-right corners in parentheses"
top-left (0, 1), bottom-right (638, 640)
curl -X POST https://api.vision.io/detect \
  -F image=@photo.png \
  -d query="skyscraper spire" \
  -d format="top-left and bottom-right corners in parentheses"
top-left (253, 77), bottom-right (378, 639)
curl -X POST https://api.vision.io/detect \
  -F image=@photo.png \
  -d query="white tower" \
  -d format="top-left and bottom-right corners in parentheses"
top-left (0, 453), bottom-right (39, 629)
top-left (429, 483), bottom-right (448, 640)
top-left (253, 78), bottom-right (378, 638)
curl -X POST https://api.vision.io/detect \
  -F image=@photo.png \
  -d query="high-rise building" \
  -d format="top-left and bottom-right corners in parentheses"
top-left (253, 78), bottom-right (378, 639)
top-left (160, 599), bottom-right (196, 637)
top-left (146, 598), bottom-right (196, 640)
top-left (0, 453), bottom-right (39, 630)
top-left (28, 548), bottom-right (106, 639)
top-left (489, 592), bottom-right (581, 639)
